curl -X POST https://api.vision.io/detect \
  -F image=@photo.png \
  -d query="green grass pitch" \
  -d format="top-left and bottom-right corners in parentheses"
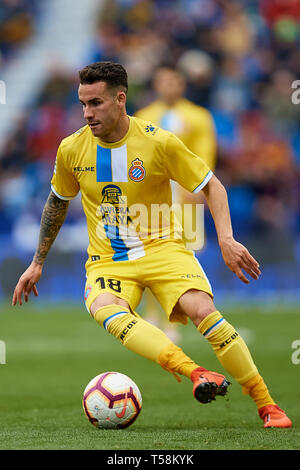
top-left (0, 302), bottom-right (299, 450)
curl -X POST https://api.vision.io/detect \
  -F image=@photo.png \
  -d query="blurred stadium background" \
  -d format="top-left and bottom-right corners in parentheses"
top-left (1, 0), bottom-right (300, 310)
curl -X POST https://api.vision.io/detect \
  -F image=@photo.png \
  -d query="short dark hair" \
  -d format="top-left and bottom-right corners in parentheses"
top-left (79, 61), bottom-right (128, 93)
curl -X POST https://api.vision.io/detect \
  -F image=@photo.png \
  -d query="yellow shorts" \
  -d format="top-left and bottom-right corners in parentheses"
top-left (84, 239), bottom-right (213, 325)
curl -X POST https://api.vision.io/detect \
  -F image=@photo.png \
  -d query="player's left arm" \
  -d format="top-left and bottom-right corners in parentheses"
top-left (201, 174), bottom-right (261, 284)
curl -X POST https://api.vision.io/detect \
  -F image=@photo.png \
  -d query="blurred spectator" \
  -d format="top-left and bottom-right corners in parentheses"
top-left (212, 54), bottom-right (251, 116)
top-left (260, 0), bottom-right (300, 26)
top-left (212, 0), bottom-right (255, 57)
top-left (135, 64), bottom-right (216, 170)
top-left (260, 69), bottom-right (300, 137)
top-left (0, 0), bottom-right (39, 64)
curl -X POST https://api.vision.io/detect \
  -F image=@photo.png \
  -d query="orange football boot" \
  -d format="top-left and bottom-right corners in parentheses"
top-left (259, 405), bottom-right (292, 428)
top-left (191, 367), bottom-right (231, 404)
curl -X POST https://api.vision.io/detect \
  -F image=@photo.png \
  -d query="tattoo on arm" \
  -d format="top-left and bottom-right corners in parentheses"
top-left (33, 191), bottom-right (69, 265)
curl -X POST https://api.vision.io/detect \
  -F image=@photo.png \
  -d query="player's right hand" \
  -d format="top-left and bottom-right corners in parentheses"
top-left (12, 262), bottom-right (43, 306)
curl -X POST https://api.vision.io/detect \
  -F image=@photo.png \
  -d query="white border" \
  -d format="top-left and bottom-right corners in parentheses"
top-left (193, 170), bottom-right (214, 194)
top-left (51, 184), bottom-right (77, 201)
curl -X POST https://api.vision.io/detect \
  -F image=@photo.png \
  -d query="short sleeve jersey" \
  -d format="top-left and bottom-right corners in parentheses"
top-left (51, 116), bottom-right (213, 263)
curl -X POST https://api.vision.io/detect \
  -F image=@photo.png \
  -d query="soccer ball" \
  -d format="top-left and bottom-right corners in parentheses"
top-left (82, 371), bottom-right (142, 429)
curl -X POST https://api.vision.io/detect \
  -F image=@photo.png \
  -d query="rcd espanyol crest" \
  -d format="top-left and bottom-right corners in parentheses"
top-left (128, 158), bottom-right (146, 182)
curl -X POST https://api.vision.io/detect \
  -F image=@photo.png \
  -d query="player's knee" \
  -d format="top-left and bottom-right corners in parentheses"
top-left (179, 289), bottom-right (216, 327)
top-left (191, 305), bottom-right (216, 327)
top-left (188, 295), bottom-right (216, 327)
top-left (90, 293), bottom-right (130, 317)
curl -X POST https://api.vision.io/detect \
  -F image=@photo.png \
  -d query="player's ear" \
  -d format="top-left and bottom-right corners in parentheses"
top-left (116, 90), bottom-right (127, 107)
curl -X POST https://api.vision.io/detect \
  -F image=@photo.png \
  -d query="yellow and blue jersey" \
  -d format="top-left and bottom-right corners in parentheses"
top-left (51, 116), bottom-right (213, 266)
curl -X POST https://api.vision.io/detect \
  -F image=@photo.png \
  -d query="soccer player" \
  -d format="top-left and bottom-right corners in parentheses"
top-left (135, 64), bottom-right (217, 341)
top-left (12, 61), bottom-right (291, 428)
top-left (135, 64), bottom-right (216, 171)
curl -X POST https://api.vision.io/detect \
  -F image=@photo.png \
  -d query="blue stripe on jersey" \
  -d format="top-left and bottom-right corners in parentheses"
top-left (97, 145), bottom-right (112, 182)
top-left (104, 224), bottom-right (129, 261)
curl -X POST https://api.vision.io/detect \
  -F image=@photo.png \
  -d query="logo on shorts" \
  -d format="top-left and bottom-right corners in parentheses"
top-left (84, 284), bottom-right (92, 301)
top-left (128, 158), bottom-right (146, 182)
top-left (180, 274), bottom-right (205, 280)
